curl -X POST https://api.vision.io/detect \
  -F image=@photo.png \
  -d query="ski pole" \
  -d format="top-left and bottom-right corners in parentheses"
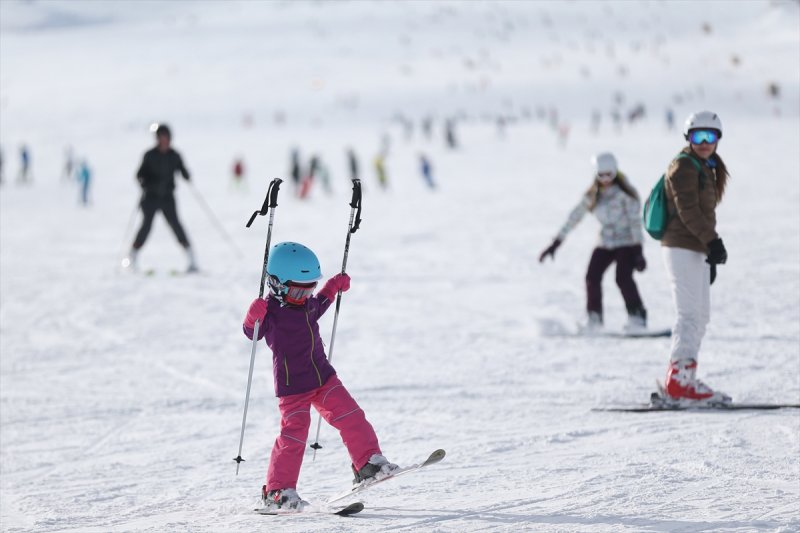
top-left (186, 180), bottom-right (245, 258)
top-left (116, 195), bottom-right (141, 270)
top-left (310, 179), bottom-right (363, 458)
top-left (234, 178), bottom-right (283, 475)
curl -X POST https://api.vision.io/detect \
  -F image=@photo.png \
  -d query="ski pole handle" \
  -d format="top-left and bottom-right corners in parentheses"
top-left (247, 178), bottom-right (282, 228)
top-left (245, 178), bottom-right (283, 298)
top-left (348, 178), bottom-right (362, 236)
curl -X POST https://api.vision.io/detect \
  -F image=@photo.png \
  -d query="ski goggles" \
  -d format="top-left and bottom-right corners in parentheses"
top-left (284, 281), bottom-right (318, 305)
top-left (596, 171), bottom-right (616, 181)
top-left (688, 129), bottom-right (719, 145)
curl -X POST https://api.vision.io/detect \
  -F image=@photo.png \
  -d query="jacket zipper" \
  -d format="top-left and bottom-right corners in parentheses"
top-left (305, 310), bottom-right (323, 386)
top-left (283, 355), bottom-right (290, 386)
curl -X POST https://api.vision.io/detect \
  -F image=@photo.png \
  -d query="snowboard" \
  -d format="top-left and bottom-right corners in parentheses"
top-left (537, 318), bottom-right (670, 339)
top-left (327, 448), bottom-right (446, 504)
top-left (584, 328), bottom-right (671, 339)
top-left (255, 501), bottom-right (364, 516)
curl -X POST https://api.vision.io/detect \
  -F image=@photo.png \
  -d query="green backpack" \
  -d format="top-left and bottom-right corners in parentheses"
top-left (643, 153), bottom-right (703, 240)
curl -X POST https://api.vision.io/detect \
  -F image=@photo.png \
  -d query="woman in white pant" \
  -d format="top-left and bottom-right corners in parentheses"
top-left (661, 111), bottom-right (730, 402)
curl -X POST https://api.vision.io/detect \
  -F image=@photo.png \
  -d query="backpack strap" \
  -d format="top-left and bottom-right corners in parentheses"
top-left (674, 152), bottom-right (705, 190)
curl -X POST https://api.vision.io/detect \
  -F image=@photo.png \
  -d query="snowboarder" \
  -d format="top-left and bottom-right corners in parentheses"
top-left (122, 124), bottom-right (197, 272)
top-left (659, 111), bottom-right (730, 403)
top-left (243, 242), bottom-right (398, 512)
top-left (539, 152), bottom-right (648, 331)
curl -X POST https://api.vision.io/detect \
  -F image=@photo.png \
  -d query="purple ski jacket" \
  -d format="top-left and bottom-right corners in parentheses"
top-left (243, 294), bottom-right (337, 397)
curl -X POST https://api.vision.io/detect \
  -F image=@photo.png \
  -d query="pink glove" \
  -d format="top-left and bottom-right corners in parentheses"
top-left (244, 298), bottom-right (267, 329)
top-left (318, 273), bottom-right (351, 301)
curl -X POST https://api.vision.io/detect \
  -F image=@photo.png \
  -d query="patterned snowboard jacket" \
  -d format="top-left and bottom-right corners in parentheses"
top-left (556, 180), bottom-right (643, 249)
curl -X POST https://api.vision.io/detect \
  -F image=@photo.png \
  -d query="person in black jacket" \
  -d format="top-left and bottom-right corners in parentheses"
top-left (123, 124), bottom-right (197, 272)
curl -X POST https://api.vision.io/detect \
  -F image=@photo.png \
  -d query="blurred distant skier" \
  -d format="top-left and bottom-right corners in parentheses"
top-left (539, 152), bottom-right (647, 331)
top-left (18, 145), bottom-right (31, 184)
top-left (421, 116), bottom-right (433, 141)
top-left (665, 108), bottom-right (675, 131)
top-left (590, 109), bottom-right (601, 134)
top-left (317, 157), bottom-right (332, 195)
top-left (76, 158), bottom-right (91, 206)
top-left (444, 119), bottom-right (458, 149)
top-left (419, 153), bottom-right (435, 189)
top-left (62, 146), bottom-right (75, 182)
top-left (289, 149), bottom-right (301, 194)
top-left (374, 152), bottom-right (388, 189)
top-left (245, 242), bottom-right (398, 512)
top-left (233, 158), bottom-right (244, 182)
top-left (299, 155), bottom-right (319, 199)
top-left (122, 124), bottom-right (197, 273)
top-left (658, 111), bottom-right (730, 404)
top-left (347, 148), bottom-right (359, 181)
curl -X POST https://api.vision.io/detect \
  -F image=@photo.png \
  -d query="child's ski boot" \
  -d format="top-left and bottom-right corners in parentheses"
top-left (352, 454), bottom-right (399, 484)
top-left (259, 486), bottom-right (309, 512)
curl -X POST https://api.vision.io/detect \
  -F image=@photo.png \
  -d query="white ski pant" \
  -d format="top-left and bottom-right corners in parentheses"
top-left (662, 246), bottom-right (711, 363)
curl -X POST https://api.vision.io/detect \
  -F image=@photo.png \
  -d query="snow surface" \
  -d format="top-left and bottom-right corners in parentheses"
top-left (1, 1), bottom-right (799, 532)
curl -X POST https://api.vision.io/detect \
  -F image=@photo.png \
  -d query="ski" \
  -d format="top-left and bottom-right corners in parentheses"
top-left (255, 501), bottom-right (364, 516)
top-left (594, 392), bottom-right (800, 412)
top-left (327, 449), bottom-right (446, 505)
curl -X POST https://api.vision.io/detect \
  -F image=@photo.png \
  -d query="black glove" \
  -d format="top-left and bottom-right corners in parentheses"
top-left (539, 239), bottom-right (562, 263)
top-left (633, 245), bottom-right (647, 272)
top-left (706, 237), bottom-right (727, 265)
top-left (710, 263), bottom-right (717, 285)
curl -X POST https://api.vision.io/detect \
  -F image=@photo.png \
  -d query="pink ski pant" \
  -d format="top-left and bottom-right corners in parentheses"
top-left (266, 375), bottom-right (381, 491)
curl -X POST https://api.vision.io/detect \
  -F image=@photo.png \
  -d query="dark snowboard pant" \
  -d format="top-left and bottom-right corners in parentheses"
top-left (585, 245), bottom-right (643, 316)
top-left (133, 193), bottom-right (190, 249)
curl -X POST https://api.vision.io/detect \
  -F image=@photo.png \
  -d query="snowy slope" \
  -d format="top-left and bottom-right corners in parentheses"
top-left (1, 1), bottom-right (799, 532)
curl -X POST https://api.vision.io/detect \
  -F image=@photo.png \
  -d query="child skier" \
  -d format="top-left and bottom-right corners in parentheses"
top-left (243, 242), bottom-right (397, 511)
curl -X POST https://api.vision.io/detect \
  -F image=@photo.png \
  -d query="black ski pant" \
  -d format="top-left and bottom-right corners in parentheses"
top-left (133, 193), bottom-right (190, 249)
top-left (585, 245), bottom-right (644, 317)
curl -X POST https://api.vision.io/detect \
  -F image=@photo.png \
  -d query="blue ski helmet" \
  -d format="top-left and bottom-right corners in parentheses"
top-left (266, 242), bottom-right (322, 304)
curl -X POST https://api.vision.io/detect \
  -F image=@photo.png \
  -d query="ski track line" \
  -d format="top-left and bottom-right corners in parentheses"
top-left (0, 409), bottom-right (147, 484)
top-left (373, 493), bottom-right (586, 531)
top-left (150, 359), bottom-right (241, 400)
top-left (369, 504), bottom-right (787, 533)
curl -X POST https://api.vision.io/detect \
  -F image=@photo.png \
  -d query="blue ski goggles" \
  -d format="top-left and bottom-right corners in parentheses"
top-left (688, 129), bottom-right (719, 145)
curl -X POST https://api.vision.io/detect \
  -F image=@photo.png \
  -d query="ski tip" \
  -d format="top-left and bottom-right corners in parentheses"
top-left (335, 501), bottom-right (364, 516)
top-left (424, 449), bottom-right (446, 466)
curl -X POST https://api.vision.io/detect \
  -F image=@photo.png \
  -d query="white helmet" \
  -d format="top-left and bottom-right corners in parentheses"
top-left (683, 111), bottom-right (722, 139)
top-left (591, 152), bottom-right (618, 176)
